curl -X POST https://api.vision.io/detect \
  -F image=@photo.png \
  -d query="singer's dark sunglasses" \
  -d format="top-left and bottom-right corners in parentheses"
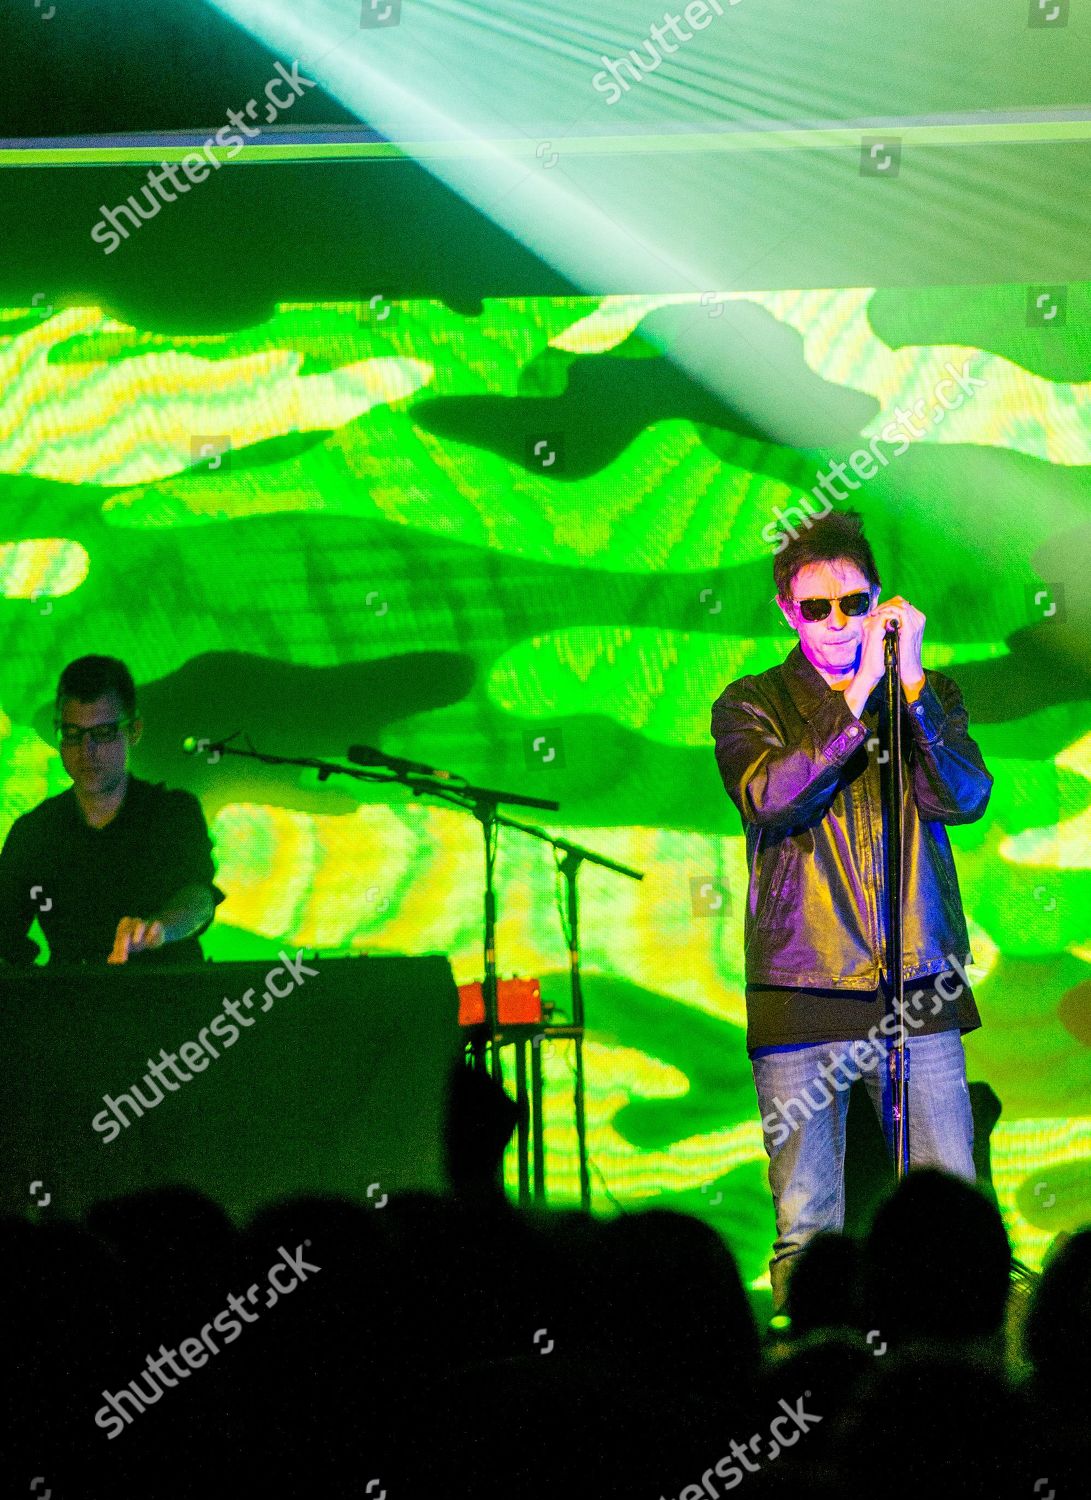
top-left (792, 591), bottom-right (872, 622)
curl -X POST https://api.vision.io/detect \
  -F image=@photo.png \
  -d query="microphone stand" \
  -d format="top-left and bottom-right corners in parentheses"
top-left (533, 834), bottom-right (644, 1211)
top-left (183, 734), bottom-right (640, 1209)
top-left (183, 737), bottom-right (558, 1087)
top-left (457, 807), bottom-right (644, 1211)
top-left (882, 620), bottom-right (910, 1179)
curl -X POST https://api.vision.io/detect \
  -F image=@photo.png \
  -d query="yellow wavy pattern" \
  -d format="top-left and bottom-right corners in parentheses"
top-left (0, 307), bottom-right (432, 486)
top-left (0, 539), bottom-right (89, 600)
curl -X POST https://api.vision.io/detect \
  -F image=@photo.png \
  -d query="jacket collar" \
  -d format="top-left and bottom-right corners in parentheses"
top-left (780, 641), bottom-right (881, 721)
top-left (780, 642), bottom-right (833, 721)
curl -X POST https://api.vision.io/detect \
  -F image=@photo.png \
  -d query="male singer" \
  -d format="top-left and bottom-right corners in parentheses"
top-left (710, 509), bottom-right (992, 1306)
top-left (0, 655), bottom-right (223, 966)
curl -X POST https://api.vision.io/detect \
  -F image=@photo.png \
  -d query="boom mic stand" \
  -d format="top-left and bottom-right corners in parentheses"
top-left (460, 809), bottom-right (644, 1212)
top-left (882, 619), bottom-right (910, 1179)
top-left (182, 735), bottom-right (559, 1087)
top-left (180, 733), bottom-right (638, 1210)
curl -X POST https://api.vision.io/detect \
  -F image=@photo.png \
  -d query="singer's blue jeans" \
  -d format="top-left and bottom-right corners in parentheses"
top-left (751, 1029), bottom-right (975, 1308)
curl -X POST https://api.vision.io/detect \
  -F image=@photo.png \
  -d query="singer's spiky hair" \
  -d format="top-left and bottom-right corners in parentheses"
top-left (773, 508), bottom-right (881, 602)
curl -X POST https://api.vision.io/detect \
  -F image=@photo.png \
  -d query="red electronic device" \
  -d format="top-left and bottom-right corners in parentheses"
top-left (457, 976), bottom-right (543, 1027)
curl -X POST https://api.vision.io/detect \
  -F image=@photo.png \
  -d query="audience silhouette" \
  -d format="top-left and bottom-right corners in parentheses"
top-left (3, 1065), bottom-right (1084, 1497)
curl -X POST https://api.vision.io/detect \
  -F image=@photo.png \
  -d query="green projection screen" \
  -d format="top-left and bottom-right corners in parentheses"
top-left (1, 281), bottom-right (1088, 1287)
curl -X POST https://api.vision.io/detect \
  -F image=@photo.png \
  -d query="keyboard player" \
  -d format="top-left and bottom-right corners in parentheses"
top-left (0, 655), bottom-right (224, 967)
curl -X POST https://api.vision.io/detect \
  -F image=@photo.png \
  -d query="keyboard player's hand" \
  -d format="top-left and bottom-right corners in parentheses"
top-left (107, 916), bottom-right (166, 964)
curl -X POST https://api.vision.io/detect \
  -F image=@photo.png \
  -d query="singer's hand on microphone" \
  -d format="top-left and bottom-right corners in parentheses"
top-left (852, 596), bottom-right (925, 695)
top-left (874, 595), bottom-right (926, 685)
top-left (852, 612), bottom-right (890, 696)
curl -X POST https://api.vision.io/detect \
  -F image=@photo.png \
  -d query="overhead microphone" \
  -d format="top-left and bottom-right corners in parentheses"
top-left (346, 743), bottom-right (454, 780)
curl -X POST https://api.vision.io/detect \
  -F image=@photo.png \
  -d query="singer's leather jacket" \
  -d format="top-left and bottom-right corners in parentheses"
top-left (710, 643), bottom-right (993, 989)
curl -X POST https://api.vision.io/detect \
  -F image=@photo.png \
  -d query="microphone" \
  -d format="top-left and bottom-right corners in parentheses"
top-left (346, 743), bottom-right (454, 780)
top-left (885, 617), bottom-right (901, 633)
top-left (181, 732), bottom-right (238, 757)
